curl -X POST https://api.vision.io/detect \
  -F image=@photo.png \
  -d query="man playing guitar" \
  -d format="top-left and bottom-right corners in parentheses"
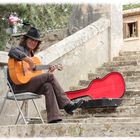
top-left (8, 27), bottom-right (83, 123)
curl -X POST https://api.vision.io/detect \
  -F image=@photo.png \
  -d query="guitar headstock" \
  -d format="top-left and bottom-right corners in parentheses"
top-left (55, 64), bottom-right (63, 71)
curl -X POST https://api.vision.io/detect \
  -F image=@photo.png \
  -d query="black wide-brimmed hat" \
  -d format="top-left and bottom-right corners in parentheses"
top-left (24, 27), bottom-right (42, 42)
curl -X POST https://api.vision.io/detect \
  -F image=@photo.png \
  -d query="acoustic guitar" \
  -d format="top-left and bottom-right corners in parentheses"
top-left (66, 72), bottom-right (125, 100)
top-left (8, 56), bottom-right (62, 85)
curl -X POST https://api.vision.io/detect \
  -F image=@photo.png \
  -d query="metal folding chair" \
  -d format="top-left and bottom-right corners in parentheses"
top-left (0, 66), bottom-right (44, 125)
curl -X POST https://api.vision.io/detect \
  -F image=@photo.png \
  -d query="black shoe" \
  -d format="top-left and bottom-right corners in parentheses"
top-left (48, 119), bottom-right (62, 123)
top-left (64, 99), bottom-right (84, 115)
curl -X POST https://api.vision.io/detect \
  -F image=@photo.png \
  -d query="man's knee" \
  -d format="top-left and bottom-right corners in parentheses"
top-left (44, 82), bottom-right (53, 89)
top-left (48, 73), bottom-right (55, 81)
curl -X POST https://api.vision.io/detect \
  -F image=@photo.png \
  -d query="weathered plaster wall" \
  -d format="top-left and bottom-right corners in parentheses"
top-left (109, 4), bottom-right (123, 60)
top-left (37, 18), bottom-right (110, 90)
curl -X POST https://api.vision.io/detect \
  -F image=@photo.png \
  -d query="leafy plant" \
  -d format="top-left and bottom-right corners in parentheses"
top-left (0, 4), bottom-right (72, 50)
top-left (123, 3), bottom-right (140, 10)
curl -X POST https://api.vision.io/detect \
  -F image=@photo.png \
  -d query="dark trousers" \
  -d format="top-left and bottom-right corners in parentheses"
top-left (13, 73), bottom-right (71, 122)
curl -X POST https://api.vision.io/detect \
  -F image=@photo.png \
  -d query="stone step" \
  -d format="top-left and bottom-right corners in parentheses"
top-left (124, 90), bottom-right (140, 97)
top-left (69, 85), bottom-right (86, 91)
top-left (126, 82), bottom-right (140, 90)
top-left (78, 79), bottom-right (90, 87)
top-left (100, 65), bottom-right (140, 72)
top-left (64, 105), bottom-right (140, 118)
top-left (63, 116), bottom-right (140, 123)
top-left (119, 51), bottom-right (140, 56)
top-left (88, 71), bottom-right (140, 81)
top-left (78, 78), bottom-right (140, 87)
top-left (125, 76), bottom-right (140, 82)
top-left (97, 65), bottom-right (140, 71)
top-left (113, 55), bottom-right (140, 61)
top-left (85, 116), bottom-right (140, 123)
top-left (103, 60), bottom-right (139, 67)
top-left (126, 81), bottom-right (140, 86)
top-left (86, 80), bottom-right (140, 90)
top-left (69, 85), bottom-right (140, 98)
top-left (0, 121), bottom-right (140, 136)
top-left (88, 73), bottom-right (99, 80)
top-left (79, 76), bottom-right (140, 87)
top-left (40, 105), bottom-right (140, 123)
top-left (97, 70), bottom-right (140, 77)
top-left (122, 71), bottom-right (140, 77)
top-left (96, 65), bottom-right (140, 76)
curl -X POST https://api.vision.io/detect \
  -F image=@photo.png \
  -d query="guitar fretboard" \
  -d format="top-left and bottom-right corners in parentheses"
top-left (36, 65), bottom-right (51, 70)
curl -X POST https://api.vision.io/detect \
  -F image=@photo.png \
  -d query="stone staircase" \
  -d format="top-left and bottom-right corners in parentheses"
top-left (61, 50), bottom-right (140, 135)
top-left (1, 51), bottom-right (140, 137)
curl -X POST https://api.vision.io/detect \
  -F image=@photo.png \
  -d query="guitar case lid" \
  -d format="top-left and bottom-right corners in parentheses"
top-left (66, 72), bottom-right (125, 100)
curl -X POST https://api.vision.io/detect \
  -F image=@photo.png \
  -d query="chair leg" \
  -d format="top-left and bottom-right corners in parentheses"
top-left (32, 99), bottom-right (44, 124)
top-left (15, 101), bottom-right (25, 125)
top-left (0, 90), bottom-right (9, 115)
top-left (14, 99), bottom-right (28, 125)
top-left (0, 98), bottom-right (7, 115)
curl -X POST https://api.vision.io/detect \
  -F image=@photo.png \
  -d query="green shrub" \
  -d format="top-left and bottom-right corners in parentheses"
top-left (0, 4), bottom-right (72, 50)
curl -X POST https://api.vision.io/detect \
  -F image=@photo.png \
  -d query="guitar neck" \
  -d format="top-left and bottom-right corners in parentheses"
top-left (36, 65), bottom-right (51, 70)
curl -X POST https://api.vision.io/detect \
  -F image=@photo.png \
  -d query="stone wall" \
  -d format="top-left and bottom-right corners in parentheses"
top-left (40, 28), bottom-right (68, 51)
top-left (108, 4), bottom-right (123, 61)
top-left (5, 28), bottom-right (68, 52)
top-left (37, 17), bottom-right (110, 90)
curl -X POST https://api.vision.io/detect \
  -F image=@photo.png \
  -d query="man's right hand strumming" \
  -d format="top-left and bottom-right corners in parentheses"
top-left (23, 56), bottom-right (36, 71)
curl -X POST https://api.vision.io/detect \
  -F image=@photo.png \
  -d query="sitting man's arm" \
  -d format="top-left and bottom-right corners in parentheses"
top-left (8, 47), bottom-right (36, 70)
top-left (8, 47), bottom-right (27, 61)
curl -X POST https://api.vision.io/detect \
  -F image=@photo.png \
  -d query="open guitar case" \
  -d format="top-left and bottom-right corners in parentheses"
top-left (66, 72), bottom-right (125, 109)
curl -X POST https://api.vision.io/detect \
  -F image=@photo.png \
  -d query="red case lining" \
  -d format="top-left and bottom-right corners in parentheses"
top-left (66, 72), bottom-right (125, 100)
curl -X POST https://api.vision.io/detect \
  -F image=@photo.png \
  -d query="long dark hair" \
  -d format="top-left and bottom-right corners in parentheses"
top-left (19, 36), bottom-right (41, 52)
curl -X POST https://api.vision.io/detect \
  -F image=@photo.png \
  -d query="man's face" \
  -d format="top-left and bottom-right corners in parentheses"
top-left (26, 38), bottom-right (39, 51)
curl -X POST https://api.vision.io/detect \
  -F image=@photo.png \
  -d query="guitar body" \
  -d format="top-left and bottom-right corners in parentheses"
top-left (8, 56), bottom-right (43, 85)
top-left (66, 72), bottom-right (125, 100)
